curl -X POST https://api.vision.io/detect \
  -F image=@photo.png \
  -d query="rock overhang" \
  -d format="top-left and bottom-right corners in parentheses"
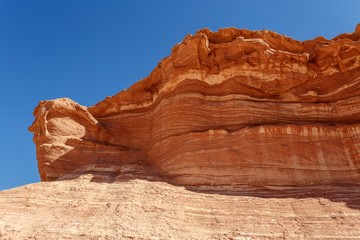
top-left (29, 24), bottom-right (360, 186)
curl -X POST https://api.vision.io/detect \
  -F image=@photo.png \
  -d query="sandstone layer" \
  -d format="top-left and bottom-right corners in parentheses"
top-left (1, 175), bottom-right (360, 239)
top-left (28, 25), bottom-right (360, 186)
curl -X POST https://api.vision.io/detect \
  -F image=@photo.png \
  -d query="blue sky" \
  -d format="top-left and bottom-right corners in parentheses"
top-left (0, 0), bottom-right (359, 190)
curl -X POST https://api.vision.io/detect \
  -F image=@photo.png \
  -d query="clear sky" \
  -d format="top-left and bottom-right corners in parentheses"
top-left (0, 0), bottom-right (359, 190)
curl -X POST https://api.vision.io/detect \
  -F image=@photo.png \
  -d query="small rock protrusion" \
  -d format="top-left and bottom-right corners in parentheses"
top-left (305, 90), bottom-right (318, 96)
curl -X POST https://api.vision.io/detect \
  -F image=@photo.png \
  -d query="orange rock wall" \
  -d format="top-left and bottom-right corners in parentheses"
top-left (29, 25), bottom-right (360, 186)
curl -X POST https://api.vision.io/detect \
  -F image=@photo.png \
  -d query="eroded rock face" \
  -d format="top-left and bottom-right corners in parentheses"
top-left (29, 25), bottom-right (360, 186)
top-left (1, 177), bottom-right (360, 239)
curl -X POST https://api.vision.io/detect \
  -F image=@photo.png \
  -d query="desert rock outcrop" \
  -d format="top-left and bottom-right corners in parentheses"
top-left (28, 25), bottom-right (360, 187)
top-left (1, 24), bottom-right (360, 240)
top-left (1, 176), bottom-right (360, 239)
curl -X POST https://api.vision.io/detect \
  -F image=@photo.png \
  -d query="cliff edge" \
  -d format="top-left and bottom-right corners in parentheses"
top-left (29, 25), bottom-right (360, 186)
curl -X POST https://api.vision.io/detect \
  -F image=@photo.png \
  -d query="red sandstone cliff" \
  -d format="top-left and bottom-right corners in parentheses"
top-left (29, 24), bottom-right (360, 186)
top-left (1, 25), bottom-right (360, 239)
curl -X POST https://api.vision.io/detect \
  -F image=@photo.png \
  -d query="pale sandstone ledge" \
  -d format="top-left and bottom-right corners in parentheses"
top-left (1, 176), bottom-right (360, 239)
top-left (28, 25), bottom-right (360, 186)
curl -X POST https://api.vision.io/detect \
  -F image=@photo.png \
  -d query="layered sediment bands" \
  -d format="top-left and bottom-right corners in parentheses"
top-left (149, 125), bottom-right (360, 186)
top-left (1, 178), bottom-right (360, 239)
top-left (29, 25), bottom-right (360, 186)
top-left (28, 99), bottom-right (145, 181)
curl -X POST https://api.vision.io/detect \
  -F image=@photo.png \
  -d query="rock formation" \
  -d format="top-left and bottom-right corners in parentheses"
top-left (29, 24), bottom-right (360, 186)
top-left (1, 176), bottom-right (359, 239)
top-left (1, 25), bottom-right (360, 239)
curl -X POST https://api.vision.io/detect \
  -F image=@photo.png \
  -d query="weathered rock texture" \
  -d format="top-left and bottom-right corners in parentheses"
top-left (2, 25), bottom-right (360, 239)
top-left (1, 176), bottom-right (360, 239)
top-left (29, 25), bottom-right (360, 186)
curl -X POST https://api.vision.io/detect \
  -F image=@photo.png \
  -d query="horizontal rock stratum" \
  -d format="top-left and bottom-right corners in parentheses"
top-left (1, 177), bottom-right (359, 239)
top-left (29, 25), bottom-right (360, 186)
top-left (2, 25), bottom-right (359, 239)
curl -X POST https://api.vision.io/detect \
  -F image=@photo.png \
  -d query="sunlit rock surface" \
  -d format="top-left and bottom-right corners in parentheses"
top-left (2, 25), bottom-right (359, 239)
top-left (1, 177), bottom-right (360, 239)
top-left (29, 25), bottom-right (360, 186)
